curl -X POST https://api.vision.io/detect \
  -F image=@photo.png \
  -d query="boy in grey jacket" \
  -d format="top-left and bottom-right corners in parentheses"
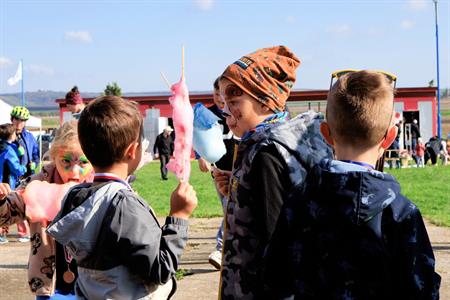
top-left (47, 96), bottom-right (197, 300)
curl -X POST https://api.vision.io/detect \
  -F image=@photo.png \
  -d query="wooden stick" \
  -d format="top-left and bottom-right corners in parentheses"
top-left (181, 45), bottom-right (185, 80)
top-left (160, 72), bottom-right (171, 90)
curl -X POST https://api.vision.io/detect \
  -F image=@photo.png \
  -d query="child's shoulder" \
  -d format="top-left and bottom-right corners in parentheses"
top-left (113, 188), bottom-right (156, 214)
top-left (387, 193), bottom-right (421, 222)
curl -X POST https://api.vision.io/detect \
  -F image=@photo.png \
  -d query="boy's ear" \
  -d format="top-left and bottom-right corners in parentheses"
top-left (320, 122), bottom-right (334, 146)
top-left (124, 141), bottom-right (140, 160)
top-left (380, 125), bottom-right (398, 149)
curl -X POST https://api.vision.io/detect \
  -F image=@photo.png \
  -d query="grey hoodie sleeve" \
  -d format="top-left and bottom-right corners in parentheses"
top-left (109, 191), bottom-right (188, 284)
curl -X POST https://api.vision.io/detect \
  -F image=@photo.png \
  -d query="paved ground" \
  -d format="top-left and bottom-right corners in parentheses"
top-left (0, 218), bottom-right (448, 299)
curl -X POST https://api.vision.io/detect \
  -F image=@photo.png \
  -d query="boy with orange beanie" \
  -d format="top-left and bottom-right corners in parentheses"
top-left (216, 46), bottom-right (332, 299)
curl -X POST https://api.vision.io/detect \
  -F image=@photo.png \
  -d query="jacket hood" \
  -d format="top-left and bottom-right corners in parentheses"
top-left (307, 159), bottom-right (401, 227)
top-left (243, 111), bottom-right (333, 186)
top-left (0, 140), bottom-right (8, 152)
top-left (47, 182), bottom-right (126, 261)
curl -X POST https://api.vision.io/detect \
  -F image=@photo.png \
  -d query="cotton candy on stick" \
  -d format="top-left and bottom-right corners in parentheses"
top-left (22, 180), bottom-right (78, 223)
top-left (166, 76), bottom-right (194, 182)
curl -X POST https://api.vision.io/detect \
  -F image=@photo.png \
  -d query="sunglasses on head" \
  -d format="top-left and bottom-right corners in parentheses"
top-left (329, 69), bottom-right (397, 90)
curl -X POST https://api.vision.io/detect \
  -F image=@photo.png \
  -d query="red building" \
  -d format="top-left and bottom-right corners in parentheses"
top-left (56, 87), bottom-right (437, 148)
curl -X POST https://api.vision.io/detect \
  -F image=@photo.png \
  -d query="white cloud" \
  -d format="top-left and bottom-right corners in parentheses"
top-left (194, 0), bottom-right (213, 11)
top-left (328, 24), bottom-right (352, 38)
top-left (286, 16), bottom-right (296, 24)
top-left (0, 56), bottom-right (12, 68)
top-left (27, 64), bottom-right (55, 76)
top-left (407, 0), bottom-right (429, 11)
top-left (64, 31), bottom-right (93, 43)
top-left (401, 20), bottom-right (415, 29)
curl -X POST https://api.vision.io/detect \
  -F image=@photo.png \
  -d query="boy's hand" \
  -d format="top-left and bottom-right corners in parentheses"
top-left (0, 183), bottom-right (11, 201)
top-left (213, 169), bottom-right (232, 197)
top-left (197, 157), bottom-right (211, 173)
top-left (169, 182), bottom-right (197, 219)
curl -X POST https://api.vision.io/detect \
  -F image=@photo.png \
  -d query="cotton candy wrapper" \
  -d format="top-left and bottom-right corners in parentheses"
top-left (193, 103), bottom-right (226, 163)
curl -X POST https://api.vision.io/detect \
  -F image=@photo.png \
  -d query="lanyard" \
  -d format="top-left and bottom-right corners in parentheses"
top-left (93, 173), bottom-right (132, 190)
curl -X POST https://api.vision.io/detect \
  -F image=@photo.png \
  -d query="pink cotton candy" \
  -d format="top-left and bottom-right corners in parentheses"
top-left (23, 180), bottom-right (77, 223)
top-left (166, 77), bottom-right (194, 182)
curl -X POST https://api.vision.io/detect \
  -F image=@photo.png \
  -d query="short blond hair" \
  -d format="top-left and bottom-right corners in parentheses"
top-left (49, 120), bottom-right (80, 161)
top-left (326, 70), bottom-right (394, 148)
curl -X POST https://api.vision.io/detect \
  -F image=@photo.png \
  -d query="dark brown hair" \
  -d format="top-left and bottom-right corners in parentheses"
top-left (213, 77), bottom-right (220, 90)
top-left (326, 70), bottom-right (394, 148)
top-left (78, 96), bottom-right (143, 168)
top-left (0, 124), bottom-right (16, 141)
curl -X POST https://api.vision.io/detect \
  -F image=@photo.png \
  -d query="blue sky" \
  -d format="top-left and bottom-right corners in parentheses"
top-left (0, 0), bottom-right (449, 94)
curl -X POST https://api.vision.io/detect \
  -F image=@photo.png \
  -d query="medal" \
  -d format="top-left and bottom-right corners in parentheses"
top-left (63, 246), bottom-right (75, 284)
top-left (63, 269), bottom-right (75, 283)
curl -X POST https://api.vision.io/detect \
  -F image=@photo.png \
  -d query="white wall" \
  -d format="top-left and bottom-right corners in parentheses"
top-left (418, 101), bottom-right (433, 142)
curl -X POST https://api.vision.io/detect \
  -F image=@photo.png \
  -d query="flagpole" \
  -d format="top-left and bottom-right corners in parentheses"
top-left (432, 0), bottom-right (441, 138)
top-left (21, 58), bottom-right (24, 107)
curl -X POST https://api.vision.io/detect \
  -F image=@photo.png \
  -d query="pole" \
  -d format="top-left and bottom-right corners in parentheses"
top-left (21, 58), bottom-right (24, 107)
top-left (433, 0), bottom-right (441, 138)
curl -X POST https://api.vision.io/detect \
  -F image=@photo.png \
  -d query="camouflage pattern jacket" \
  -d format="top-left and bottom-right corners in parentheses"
top-left (220, 111), bottom-right (332, 299)
top-left (285, 159), bottom-right (441, 299)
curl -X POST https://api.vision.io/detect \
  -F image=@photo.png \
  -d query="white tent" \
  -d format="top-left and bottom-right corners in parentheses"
top-left (0, 98), bottom-right (42, 127)
top-left (0, 98), bottom-right (43, 162)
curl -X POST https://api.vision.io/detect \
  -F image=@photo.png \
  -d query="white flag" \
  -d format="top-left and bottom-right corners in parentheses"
top-left (7, 61), bottom-right (22, 86)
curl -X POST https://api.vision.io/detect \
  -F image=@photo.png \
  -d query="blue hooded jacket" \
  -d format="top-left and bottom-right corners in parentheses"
top-left (284, 159), bottom-right (441, 300)
top-left (0, 140), bottom-right (27, 189)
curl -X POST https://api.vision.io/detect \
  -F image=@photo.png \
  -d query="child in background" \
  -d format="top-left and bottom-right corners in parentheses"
top-left (47, 96), bottom-right (198, 299)
top-left (416, 137), bottom-right (426, 167)
top-left (0, 120), bottom-right (93, 299)
top-left (0, 123), bottom-right (27, 244)
top-left (440, 139), bottom-right (448, 166)
top-left (216, 46), bottom-right (331, 298)
top-left (0, 123), bottom-right (27, 189)
top-left (286, 70), bottom-right (440, 299)
top-left (196, 77), bottom-right (239, 269)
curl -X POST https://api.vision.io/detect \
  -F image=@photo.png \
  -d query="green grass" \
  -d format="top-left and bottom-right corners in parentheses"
top-left (134, 161), bottom-right (221, 217)
top-left (42, 117), bottom-right (60, 128)
top-left (175, 268), bottom-right (194, 280)
top-left (441, 110), bottom-right (450, 117)
top-left (387, 166), bottom-right (450, 227)
top-left (134, 161), bottom-right (450, 227)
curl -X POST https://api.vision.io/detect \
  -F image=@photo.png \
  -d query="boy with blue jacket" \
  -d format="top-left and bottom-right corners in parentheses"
top-left (286, 70), bottom-right (440, 299)
top-left (0, 123), bottom-right (26, 189)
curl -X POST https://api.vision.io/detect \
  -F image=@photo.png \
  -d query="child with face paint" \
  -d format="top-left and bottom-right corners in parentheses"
top-left (216, 46), bottom-right (332, 299)
top-left (0, 120), bottom-right (93, 299)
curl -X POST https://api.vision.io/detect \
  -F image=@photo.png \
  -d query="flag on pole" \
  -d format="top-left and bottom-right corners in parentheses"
top-left (7, 61), bottom-right (22, 86)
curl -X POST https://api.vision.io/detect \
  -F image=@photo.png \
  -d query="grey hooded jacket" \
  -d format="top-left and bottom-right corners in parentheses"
top-left (47, 181), bottom-right (188, 300)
